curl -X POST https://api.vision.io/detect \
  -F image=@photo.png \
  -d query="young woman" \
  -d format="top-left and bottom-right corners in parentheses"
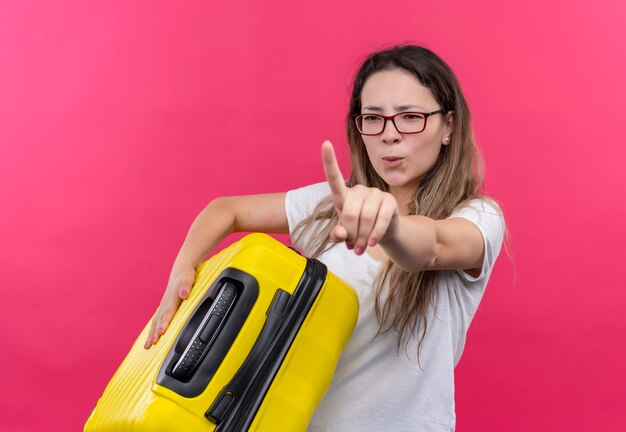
top-left (144, 45), bottom-right (506, 431)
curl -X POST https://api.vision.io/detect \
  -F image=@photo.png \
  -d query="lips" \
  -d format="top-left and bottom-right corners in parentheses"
top-left (383, 157), bottom-right (403, 168)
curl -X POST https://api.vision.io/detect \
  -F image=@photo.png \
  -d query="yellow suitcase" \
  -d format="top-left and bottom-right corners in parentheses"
top-left (85, 233), bottom-right (359, 431)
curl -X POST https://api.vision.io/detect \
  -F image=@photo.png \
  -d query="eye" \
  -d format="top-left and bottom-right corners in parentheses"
top-left (363, 115), bottom-right (382, 122)
top-left (400, 113), bottom-right (423, 121)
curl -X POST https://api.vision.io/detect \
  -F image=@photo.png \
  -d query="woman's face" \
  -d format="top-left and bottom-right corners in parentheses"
top-left (360, 68), bottom-right (453, 208)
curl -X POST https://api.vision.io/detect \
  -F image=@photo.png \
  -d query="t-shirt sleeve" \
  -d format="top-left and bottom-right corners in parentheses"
top-left (284, 181), bottom-right (332, 239)
top-left (448, 198), bottom-right (506, 283)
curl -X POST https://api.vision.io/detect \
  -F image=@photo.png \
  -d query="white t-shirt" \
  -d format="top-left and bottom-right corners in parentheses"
top-left (284, 181), bottom-right (505, 432)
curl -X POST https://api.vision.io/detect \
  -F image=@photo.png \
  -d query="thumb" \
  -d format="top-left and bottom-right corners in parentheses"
top-left (331, 224), bottom-right (348, 243)
top-left (179, 279), bottom-right (192, 299)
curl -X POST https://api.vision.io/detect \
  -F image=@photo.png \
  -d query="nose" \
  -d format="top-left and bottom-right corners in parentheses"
top-left (381, 118), bottom-right (401, 143)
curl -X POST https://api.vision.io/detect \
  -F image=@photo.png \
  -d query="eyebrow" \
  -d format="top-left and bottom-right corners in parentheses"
top-left (362, 104), bottom-right (427, 112)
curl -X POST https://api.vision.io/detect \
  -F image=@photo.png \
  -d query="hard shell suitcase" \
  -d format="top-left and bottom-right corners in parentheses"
top-left (85, 233), bottom-right (359, 431)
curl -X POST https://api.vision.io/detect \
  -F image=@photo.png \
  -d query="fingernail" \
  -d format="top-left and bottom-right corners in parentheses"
top-left (355, 247), bottom-right (364, 255)
top-left (347, 243), bottom-right (354, 250)
top-left (180, 289), bottom-right (189, 297)
top-left (368, 239), bottom-right (377, 247)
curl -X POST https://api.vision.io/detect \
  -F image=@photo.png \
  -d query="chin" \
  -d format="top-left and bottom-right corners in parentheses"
top-left (381, 173), bottom-right (409, 186)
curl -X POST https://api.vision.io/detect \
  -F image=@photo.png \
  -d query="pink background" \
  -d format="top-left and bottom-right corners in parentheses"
top-left (1, 1), bottom-right (625, 431)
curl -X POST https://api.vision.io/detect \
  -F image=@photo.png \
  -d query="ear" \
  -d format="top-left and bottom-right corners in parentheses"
top-left (442, 110), bottom-right (454, 145)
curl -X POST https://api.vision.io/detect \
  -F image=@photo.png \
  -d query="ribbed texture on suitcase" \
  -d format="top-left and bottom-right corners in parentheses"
top-left (86, 244), bottom-right (237, 431)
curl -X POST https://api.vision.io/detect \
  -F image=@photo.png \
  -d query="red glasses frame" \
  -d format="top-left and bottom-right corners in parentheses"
top-left (353, 109), bottom-right (447, 136)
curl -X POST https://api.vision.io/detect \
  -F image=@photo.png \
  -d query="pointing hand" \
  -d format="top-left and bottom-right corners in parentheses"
top-left (321, 140), bottom-right (399, 255)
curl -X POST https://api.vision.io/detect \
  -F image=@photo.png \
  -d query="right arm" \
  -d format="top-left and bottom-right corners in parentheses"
top-left (144, 192), bottom-right (289, 349)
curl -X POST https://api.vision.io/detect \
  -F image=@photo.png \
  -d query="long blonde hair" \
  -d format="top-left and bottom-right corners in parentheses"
top-left (292, 45), bottom-right (495, 361)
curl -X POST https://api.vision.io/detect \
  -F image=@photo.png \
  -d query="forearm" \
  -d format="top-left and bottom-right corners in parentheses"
top-left (172, 198), bottom-right (236, 271)
top-left (379, 215), bottom-right (439, 273)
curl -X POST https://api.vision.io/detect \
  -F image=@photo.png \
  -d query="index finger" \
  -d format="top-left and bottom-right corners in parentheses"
top-left (322, 141), bottom-right (348, 205)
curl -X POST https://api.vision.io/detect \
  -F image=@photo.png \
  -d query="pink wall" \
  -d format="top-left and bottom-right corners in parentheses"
top-left (1, 1), bottom-right (625, 431)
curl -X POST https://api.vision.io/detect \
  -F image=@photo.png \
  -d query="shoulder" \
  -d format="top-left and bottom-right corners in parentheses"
top-left (450, 196), bottom-right (503, 218)
top-left (448, 196), bottom-right (506, 253)
top-left (285, 181), bottom-right (332, 211)
top-left (450, 196), bottom-right (506, 255)
top-left (449, 196), bottom-right (505, 234)
top-left (286, 180), bottom-right (331, 197)
top-left (284, 181), bottom-right (334, 231)
top-left (444, 196), bottom-right (507, 282)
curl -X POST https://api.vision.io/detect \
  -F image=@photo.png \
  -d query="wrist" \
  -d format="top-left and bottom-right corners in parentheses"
top-left (171, 255), bottom-right (199, 274)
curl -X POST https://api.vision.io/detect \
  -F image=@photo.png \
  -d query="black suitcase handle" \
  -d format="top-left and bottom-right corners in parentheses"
top-left (156, 268), bottom-right (260, 398)
top-left (170, 282), bottom-right (238, 381)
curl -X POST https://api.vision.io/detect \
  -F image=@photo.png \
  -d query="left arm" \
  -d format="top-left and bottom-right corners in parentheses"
top-left (379, 215), bottom-right (484, 275)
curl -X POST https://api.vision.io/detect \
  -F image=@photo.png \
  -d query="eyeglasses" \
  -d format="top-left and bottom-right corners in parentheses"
top-left (354, 109), bottom-right (447, 135)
